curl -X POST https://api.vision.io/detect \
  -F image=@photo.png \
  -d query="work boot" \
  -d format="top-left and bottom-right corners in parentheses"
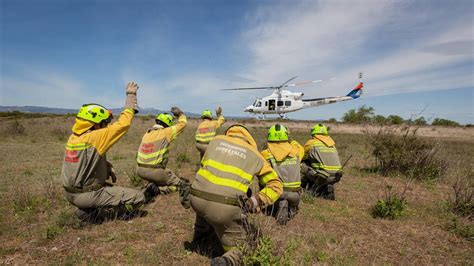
top-left (143, 182), bottom-right (161, 203)
top-left (323, 184), bottom-right (335, 200)
top-left (276, 200), bottom-right (289, 225)
top-left (75, 208), bottom-right (103, 224)
top-left (210, 256), bottom-right (231, 266)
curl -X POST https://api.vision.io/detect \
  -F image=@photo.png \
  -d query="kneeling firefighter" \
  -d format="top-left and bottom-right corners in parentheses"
top-left (301, 124), bottom-right (343, 200)
top-left (195, 106), bottom-right (225, 160)
top-left (189, 124), bottom-right (283, 265)
top-left (136, 107), bottom-right (189, 195)
top-left (62, 82), bottom-right (156, 223)
top-left (261, 124), bottom-right (304, 225)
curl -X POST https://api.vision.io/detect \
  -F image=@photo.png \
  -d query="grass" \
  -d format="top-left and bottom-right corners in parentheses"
top-left (0, 116), bottom-right (473, 264)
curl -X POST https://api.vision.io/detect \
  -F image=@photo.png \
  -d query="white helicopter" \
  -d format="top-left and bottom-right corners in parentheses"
top-left (223, 73), bottom-right (364, 118)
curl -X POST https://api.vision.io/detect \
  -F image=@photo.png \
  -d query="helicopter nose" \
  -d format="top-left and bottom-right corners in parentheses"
top-left (244, 106), bottom-right (254, 112)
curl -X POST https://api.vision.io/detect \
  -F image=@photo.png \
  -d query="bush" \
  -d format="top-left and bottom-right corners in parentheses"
top-left (432, 118), bottom-right (460, 127)
top-left (445, 217), bottom-right (474, 240)
top-left (2, 120), bottom-right (26, 135)
top-left (371, 185), bottom-right (407, 219)
top-left (447, 174), bottom-right (473, 219)
top-left (368, 126), bottom-right (444, 180)
top-left (342, 105), bottom-right (374, 123)
top-left (241, 235), bottom-right (278, 265)
top-left (413, 116), bottom-right (427, 126)
top-left (387, 115), bottom-right (404, 125)
top-left (373, 115), bottom-right (387, 125)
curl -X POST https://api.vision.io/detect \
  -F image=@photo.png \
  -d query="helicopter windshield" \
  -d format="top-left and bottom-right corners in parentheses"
top-left (253, 100), bottom-right (262, 107)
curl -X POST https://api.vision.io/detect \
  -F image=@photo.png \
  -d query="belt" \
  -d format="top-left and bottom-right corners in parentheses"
top-left (190, 188), bottom-right (240, 206)
top-left (283, 187), bottom-right (301, 192)
top-left (64, 183), bottom-right (104, 194)
top-left (196, 141), bottom-right (210, 144)
top-left (137, 163), bottom-right (164, 169)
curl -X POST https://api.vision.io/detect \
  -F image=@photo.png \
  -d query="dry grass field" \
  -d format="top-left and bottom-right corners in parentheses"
top-left (0, 115), bottom-right (473, 265)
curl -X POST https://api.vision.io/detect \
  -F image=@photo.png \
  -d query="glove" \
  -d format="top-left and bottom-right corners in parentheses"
top-left (244, 196), bottom-right (262, 214)
top-left (125, 82), bottom-right (139, 112)
top-left (215, 106), bottom-right (222, 116)
top-left (107, 161), bottom-right (117, 183)
top-left (171, 106), bottom-right (183, 117)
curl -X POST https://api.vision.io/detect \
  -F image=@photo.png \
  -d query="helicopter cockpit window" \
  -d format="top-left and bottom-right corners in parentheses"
top-left (277, 101), bottom-right (284, 106)
top-left (285, 101), bottom-right (291, 106)
top-left (255, 101), bottom-right (262, 107)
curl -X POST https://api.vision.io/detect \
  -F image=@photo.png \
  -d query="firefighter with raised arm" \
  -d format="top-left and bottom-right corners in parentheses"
top-left (195, 106), bottom-right (225, 160)
top-left (136, 107), bottom-right (189, 195)
top-left (62, 82), bottom-right (156, 223)
top-left (301, 124), bottom-right (343, 200)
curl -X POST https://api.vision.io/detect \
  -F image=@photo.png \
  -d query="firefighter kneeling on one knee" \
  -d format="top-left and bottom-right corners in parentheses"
top-left (61, 82), bottom-right (157, 223)
top-left (195, 106), bottom-right (225, 160)
top-left (135, 107), bottom-right (189, 196)
top-left (261, 124), bottom-right (304, 225)
top-left (301, 124), bottom-right (343, 200)
top-left (187, 124), bottom-right (283, 266)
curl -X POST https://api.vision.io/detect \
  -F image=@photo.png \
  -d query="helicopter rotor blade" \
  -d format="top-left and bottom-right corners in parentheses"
top-left (221, 86), bottom-right (276, 91)
top-left (286, 79), bottom-right (323, 87)
top-left (278, 76), bottom-right (298, 88)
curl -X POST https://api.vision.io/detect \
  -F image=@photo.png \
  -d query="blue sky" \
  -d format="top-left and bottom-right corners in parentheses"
top-left (1, 0), bottom-right (473, 123)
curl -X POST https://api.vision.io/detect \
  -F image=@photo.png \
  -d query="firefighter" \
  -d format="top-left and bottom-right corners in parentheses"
top-left (195, 106), bottom-right (225, 160)
top-left (261, 124), bottom-right (304, 225)
top-left (136, 107), bottom-right (188, 194)
top-left (188, 124), bottom-right (283, 265)
top-left (62, 82), bottom-right (156, 223)
top-left (301, 124), bottom-right (343, 200)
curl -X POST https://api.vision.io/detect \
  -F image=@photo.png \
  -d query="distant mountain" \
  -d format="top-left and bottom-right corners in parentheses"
top-left (0, 105), bottom-right (201, 117)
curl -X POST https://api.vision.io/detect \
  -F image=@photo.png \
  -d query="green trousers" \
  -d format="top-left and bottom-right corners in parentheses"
top-left (137, 166), bottom-right (181, 186)
top-left (190, 194), bottom-right (245, 265)
top-left (195, 142), bottom-right (208, 161)
top-left (65, 185), bottom-right (146, 209)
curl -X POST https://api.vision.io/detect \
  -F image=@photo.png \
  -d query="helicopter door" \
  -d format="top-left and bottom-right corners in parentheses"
top-left (269, 99), bottom-right (275, 111)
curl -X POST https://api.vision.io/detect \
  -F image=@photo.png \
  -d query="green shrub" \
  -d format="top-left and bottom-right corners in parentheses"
top-left (445, 217), bottom-right (473, 241)
top-left (342, 105), bottom-right (374, 123)
top-left (242, 235), bottom-right (278, 265)
top-left (373, 115), bottom-right (387, 125)
top-left (129, 173), bottom-right (143, 187)
top-left (387, 115), bottom-right (404, 125)
top-left (371, 185), bottom-right (407, 219)
top-left (432, 118), bottom-right (460, 127)
top-left (368, 126), bottom-right (444, 181)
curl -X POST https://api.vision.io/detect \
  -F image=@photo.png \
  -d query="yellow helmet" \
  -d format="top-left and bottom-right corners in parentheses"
top-left (311, 123), bottom-right (328, 136)
top-left (156, 113), bottom-right (174, 127)
top-left (267, 124), bottom-right (289, 142)
top-left (201, 110), bottom-right (212, 119)
top-left (76, 103), bottom-right (112, 124)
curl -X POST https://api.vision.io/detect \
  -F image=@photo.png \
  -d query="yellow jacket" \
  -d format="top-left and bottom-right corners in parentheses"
top-left (261, 140), bottom-right (304, 190)
top-left (303, 135), bottom-right (341, 173)
top-left (136, 114), bottom-right (187, 168)
top-left (192, 126), bottom-right (283, 206)
top-left (195, 115), bottom-right (225, 143)
top-left (62, 108), bottom-right (135, 188)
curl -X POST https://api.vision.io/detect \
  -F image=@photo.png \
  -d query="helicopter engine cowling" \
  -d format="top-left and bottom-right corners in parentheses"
top-left (294, 92), bottom-right (304, 100)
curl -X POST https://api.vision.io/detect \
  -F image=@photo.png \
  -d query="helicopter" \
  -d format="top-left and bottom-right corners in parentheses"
top-left (223, 73), bottom-right (364, 119)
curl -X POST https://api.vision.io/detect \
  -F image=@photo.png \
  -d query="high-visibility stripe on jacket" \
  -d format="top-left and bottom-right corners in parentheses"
top-left (303, 136), bottom-right (342, 174)
top-left (62, 108), bottom-right (135, 189)
top-left (261, 140), bottom-right (304, 190)
top-left (137, 114), bottom-right (187, 168)
top-left (192, 131), bottom-right (282, 206)
top-left (195, 115), bottom-right (225, 143)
